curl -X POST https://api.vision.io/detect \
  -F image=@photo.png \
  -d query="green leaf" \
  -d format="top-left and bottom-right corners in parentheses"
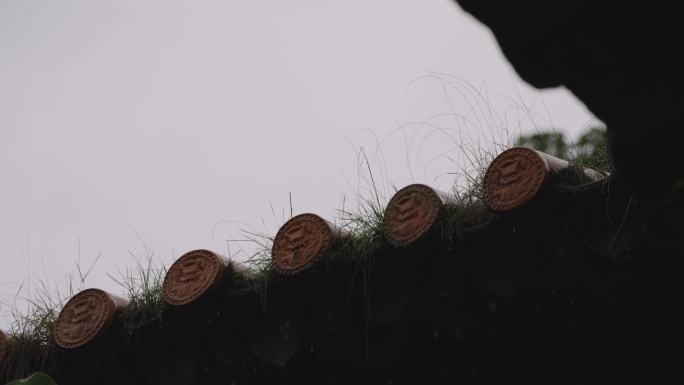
top-left (6, 372), bottom-right (57, 385)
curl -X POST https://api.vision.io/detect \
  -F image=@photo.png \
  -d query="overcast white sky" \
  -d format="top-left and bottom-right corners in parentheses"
top-left (0, 0), bottom-right (600, 329)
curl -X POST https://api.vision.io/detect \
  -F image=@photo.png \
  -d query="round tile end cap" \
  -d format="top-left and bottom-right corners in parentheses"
top-left (271, 213), bottom-right (334, 275)
top-left (383, 184), bottom-right (445, 247)
top-left (162, 249), bottom-right (226, 306)
top-left (484, 147), bottom-right (550, 212)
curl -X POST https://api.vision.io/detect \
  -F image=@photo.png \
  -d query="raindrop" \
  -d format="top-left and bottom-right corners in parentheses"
top-left (488, 300), bottom-right (498, 313)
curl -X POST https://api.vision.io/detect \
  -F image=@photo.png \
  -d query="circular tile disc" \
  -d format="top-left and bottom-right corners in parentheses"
top-left (163, 249), bottom-right (225, 306)
top-left (272, 214), bottom-right (333, 275)
top-left (54, 289), bottom-right (118, 349)
top-left (484, 147), bottom-right (549, 212)
top-left (383, 184), bottom-right (444, 247)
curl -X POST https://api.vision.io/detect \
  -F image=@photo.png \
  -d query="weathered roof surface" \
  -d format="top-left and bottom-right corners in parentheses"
top-left (2, 164), bottom-right (681, 384)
